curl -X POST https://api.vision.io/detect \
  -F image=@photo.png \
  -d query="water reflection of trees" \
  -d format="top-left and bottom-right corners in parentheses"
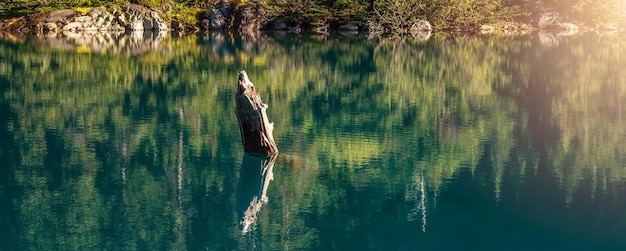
top-left (1, 31), bottom-right (626, 249)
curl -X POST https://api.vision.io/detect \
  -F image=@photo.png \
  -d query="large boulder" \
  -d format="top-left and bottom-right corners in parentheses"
top-left (128, 19), bottom-right (144, 31)
top-left (151, 11), bottom-right (168, 31)
top-left (62, 22), bottom-right (83, 31)
top-left (171, 19), bottom-right (197, 32)
top-left (236, 3), bottom-right (264, 32)
top-left (210, 3), bottom-right (229, 30)
top-left (361, 21), bottom-right (383, 34)
top-left (480, 24), bottom-right (496, 34)
top-left (43, 22), bottom-right (58, 33)
top-left (312, 24), bottom-right (329, 34)
top-left (45, 9), bottom-right (79, 24)
top-left (2, 4), bottom-right (176, 34)
top-left (289, 26), bottom-right (301, 33)
top-left (87, 7), bottom-right (114, 30)
top-left (410, 20), bottom-right (432, 32)
top-left (120, 4), bottom-right (167, 31)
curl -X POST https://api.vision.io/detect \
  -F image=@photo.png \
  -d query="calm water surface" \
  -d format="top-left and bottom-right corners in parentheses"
top-left (1, 30), bottom-right (626, 250)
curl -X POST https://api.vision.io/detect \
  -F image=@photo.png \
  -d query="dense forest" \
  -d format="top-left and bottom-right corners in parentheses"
top-left (1, 0), bottom-right (625, 30)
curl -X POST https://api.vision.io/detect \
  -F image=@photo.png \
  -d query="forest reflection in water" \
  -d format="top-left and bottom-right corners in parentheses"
top-left (1, 29), bottom-right (626, 250)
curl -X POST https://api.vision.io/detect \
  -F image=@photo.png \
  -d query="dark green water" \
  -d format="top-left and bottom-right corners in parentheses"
top-left (1, 30), bottom-right (626, 250)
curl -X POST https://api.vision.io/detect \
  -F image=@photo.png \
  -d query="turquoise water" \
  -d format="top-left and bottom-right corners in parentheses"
top-left (1, 31), bottom-right (626, 250)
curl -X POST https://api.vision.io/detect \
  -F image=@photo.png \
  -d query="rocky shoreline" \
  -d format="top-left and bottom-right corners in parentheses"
top-left (0, 1), bottom-right (622, 37)
top-left (0, 4), bottom-right (196, 35)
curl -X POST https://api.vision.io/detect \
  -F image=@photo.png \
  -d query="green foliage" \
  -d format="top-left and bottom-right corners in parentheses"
top-left (374, 0), bottom-right (527, 30)
top-left (0, 0), bottom-right (126, 18)
top-left (332, 0), bottom-right (369, 24)
top-left (264, 0), bottom-right (332, 27)
top-left (544, 0), bottom-right (626, 24)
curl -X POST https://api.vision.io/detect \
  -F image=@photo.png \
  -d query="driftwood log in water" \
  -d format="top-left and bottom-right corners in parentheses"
top-left (235, 70), bottom-right (278, 156)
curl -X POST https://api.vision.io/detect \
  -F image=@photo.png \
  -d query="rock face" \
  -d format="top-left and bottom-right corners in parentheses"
top-left (235, 3), bottom-right (265, 32)
top-left (45, 9), bottom-right (79, 24)
top-left (0, 4), bottom-right (196, 35)
top-left (119, 4), bottom-right (168, 31)
top-left (210, 2), bottom-right (230, 30)
top-left (208, 2), bottom-right (268, 32)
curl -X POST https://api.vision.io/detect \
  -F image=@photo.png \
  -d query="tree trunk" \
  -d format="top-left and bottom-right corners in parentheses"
top-left (234, 70), bottom-right (279, 156)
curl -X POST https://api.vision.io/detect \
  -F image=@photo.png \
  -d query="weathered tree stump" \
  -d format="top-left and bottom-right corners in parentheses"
top-left (235, 70), bottom-right (278, 156)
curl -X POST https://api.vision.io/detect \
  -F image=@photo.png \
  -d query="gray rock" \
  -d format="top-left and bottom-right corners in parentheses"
top-left (274, 22), bottom-right (287, 30)
top-left (43, 22), bottom-right (58, 32)
top-left (154, 20), bottom-right (168, 31)
top-left (481, 24), bottom-right (495, 31)
top-left (210, 8), bottom-right (227, 30)
top-left (99, 19), bottom-right (112, 30)
top-left (74, 16), bottom-right (92, 23)
top-left (63, 22), bottom-right (82, 31)
top-left (128, 20), bottom-right (144, 31)
top-left (410, 20), bottom-right (432, 32)
top-left (150, 11), bottom-right (168, 31)
top-left (339, 24), bottom-right (358, 31)
top-left (361, 21), bottom-right (383, 33)
top-left (115, 4), bottom-right (168, 31)
top-left (237, 4), bottom-right (262, 32)
top-left (312, 24), bottom-right (329, 34)
top-left (88, 7), bottom-right (104, 15)
top-left (480, 24), bottom-right (495, 34)
top-left (110, 23), bottom-right (125, 31)
top-left (116, 12), bottom-right (129, 27)
top-left (289, 26), bottom-right (301, 33)
top-left (143, 17), bottom-right (153, 30)
top-left (201, 19), bottom-right (211, 30)
top-left (45, 9), bottom-right (79, 23)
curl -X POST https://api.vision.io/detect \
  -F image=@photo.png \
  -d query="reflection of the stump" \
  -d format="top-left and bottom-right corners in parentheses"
top-left (236, 153), bottom-right (277, 235)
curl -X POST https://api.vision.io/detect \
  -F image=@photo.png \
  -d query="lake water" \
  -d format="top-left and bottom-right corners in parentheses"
top-left (1, 30), bottom-right (626, 250)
